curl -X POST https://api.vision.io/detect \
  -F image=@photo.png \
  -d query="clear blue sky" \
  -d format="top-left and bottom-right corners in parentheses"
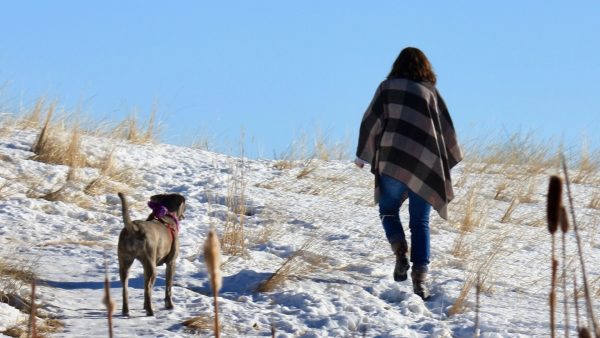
top-left (1, 1), bottom-right (599, 158)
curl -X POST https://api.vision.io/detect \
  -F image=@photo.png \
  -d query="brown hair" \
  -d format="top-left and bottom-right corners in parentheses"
top-left (387, 47), bottom-right (437, 85)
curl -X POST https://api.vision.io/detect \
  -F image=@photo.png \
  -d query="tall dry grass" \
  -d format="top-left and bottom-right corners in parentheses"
top-left (112, 109), bottom-right (161, 144)
top-left (221, 159), bottom-right (248, 257)
top-left (448, 231), bottom-right (505, 316)
top-left (273, 129), bottom-right (350, 169)
top-left (572, 144), bottom-right (599, 185)
top-left (465, 131), bottom-right (558, 176)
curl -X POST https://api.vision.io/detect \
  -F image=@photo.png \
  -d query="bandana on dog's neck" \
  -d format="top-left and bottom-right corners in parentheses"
top-left (148, 201), bottom-right (168, 218)
top-left (148, 201), bottom-right (180, 230)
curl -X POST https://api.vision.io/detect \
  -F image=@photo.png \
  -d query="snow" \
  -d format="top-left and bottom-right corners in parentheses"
top-left (1, 127), bottom-right (599, 337)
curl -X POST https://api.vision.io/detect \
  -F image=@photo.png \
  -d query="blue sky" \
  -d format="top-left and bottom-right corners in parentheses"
top-left (1, 2), bottom-right (599, 158)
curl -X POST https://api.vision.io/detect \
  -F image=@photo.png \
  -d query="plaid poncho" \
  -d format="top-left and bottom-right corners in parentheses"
top-left (356, 78), bottom-right (463, 219)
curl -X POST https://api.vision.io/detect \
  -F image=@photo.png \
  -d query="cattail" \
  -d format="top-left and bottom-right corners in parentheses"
top-left (204, 227), bottom-right (222, 338)
top-left (547, 175), bottom-right (563, 234)
top-left (560, 206), bottom-right (570, 233)
top-left (579, 327), bottom-right (592, 338)
top-left (204, 228), bottom-right (222, 292)
top-left (547, 175), bottom-right (563, 338)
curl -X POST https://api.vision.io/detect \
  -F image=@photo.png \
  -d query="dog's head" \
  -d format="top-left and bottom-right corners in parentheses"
top-left (150, 193), bottom-right (186, 220)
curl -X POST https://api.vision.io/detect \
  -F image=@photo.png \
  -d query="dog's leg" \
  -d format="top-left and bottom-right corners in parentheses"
top-left (165, 260), bottom-right (176, 309)
top-left (142, 260), bottom-right (157, 316)
top-left (119, 256), bottom-right (134, 317)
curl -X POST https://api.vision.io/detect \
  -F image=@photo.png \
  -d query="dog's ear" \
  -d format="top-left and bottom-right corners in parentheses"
top-left (151, 194), bottom-right (186, 214)
top-left (177, 201), bottom-right (186, 220)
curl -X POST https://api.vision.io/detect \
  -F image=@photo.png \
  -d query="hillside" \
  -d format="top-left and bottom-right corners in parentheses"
top-left (1, 122), bottom-right (600, 337)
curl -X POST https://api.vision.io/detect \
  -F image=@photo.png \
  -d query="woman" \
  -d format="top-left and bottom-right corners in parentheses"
top-left (355, 47), bottom-right (462, 299)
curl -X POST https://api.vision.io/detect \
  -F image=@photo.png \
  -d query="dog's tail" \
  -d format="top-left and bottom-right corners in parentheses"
top-left (118, 192), bottom-right (139, 232)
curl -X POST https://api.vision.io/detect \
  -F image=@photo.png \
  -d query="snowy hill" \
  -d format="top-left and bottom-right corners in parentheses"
top-left (1, 126), bottom-right (600, 337)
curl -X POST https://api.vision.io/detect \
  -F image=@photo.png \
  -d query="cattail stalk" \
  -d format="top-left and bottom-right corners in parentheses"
top-left (474, 274), bottom-right (481, 338)
top-left (574, 274), bottom-right (581, 333)
top-left (562, 156), bottom-right (600, 336)
top-left (548, 175), bottom-right (562, 338)
top-left (560, 207), bottom-right (570, 338)
top-left (204, 228), bottom-right (222, 338)
top-left (551, 254), bottom-right (558, 338)
top-left (103, 252), bottom-right (115, 338)
top-left (29, 280), bottom-right (37, 338)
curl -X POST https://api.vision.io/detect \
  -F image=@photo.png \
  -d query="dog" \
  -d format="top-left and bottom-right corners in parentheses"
top-left (117, 192), bottom-right (186, 316)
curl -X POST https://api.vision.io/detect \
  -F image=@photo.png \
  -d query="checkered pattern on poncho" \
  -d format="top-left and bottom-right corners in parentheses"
top-left (356, 78), bottom-right (463, 219)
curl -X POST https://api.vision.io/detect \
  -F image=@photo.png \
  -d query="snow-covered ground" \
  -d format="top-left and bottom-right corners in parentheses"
top-left (1, 127), bottom-right (599, 337)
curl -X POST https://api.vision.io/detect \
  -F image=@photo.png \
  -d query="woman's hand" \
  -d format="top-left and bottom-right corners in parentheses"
top-left (354, 157), bottom-right (366, 169)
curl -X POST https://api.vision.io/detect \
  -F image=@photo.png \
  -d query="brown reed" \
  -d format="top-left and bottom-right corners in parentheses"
top-left (562, 156), bottom-right (600, 336)
top-left (560, 206), bottom-right (570, 338)
top-left (574, 274), bottom-right (581, 334)
top-left (203, 228), bottom-right (222, 338)
top-left (474, 274), bottom-right (481, 338)
top-left (102, 253), bottom-right (115, 338)
top-left (547, 175), bottom-right (562, 338)
top-left (28, 279), bottom-right (37, 338)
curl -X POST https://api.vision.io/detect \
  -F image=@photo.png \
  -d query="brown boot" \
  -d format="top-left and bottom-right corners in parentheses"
top-left (411, 267), bottom-right (430, 300)
top-left (391, 241), bottom-right (409, 282)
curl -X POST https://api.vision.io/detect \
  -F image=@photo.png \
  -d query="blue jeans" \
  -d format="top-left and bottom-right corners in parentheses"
top-left (378, 174), bottom-right (431, 268)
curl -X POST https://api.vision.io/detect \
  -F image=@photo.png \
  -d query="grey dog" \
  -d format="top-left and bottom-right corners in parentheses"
top-left (117, 192), bottom-right (186, 316)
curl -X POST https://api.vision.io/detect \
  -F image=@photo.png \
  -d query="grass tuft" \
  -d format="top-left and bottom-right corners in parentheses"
top-left (255, 239), bottom-right (318, 292)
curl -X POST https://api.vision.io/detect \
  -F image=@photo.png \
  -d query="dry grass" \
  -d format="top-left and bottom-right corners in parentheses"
top-left (500, 196), bottom-right (519, 223)
top-left (589, 194), bottom-right (600, 210)
top-left (221, 159), bottom-right (248, 256)
top-left (518, 178), bottom-right (537, 204)
top-left (465, 131), bottom-right (558, 176)
top-left (0, 178), bottom-right (18, 200)
top-left (296, 160), bottom-right (317, 179)
top-left (16, 98), bottom-right (47, 129)
top-left (312, 129), bottom-right (350, 161)
top-left (251, 208), bottom-right (285, 247)
top-left (0, 256), bottom-right (36, 304)
top-left (457, 183), bottom-right (486, 232)
top-left (448, 234), bottom-right (504, 316)
top-left (451, 227), bottom-right (471, 259)
top-left (273, 129), bottom-right (350, 164)
top-left (183, 315), bottom-right (216, 334)
top-left (494, 179), bottom-right (511, 200)
top-left (572, 145), bottom-right (600, 185)
top-left (112, 109), bottom-right (161, 144)
top-left (3, 318), bottom-right (64, 338)
top-left (31, 108), bottom-right (86, 170)
top-left (255, 239), bottom-right (318, 292)
top-left (84, 150), bottom-right (139, 196)
top-left (0, 251), bottom-right (45, 337)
